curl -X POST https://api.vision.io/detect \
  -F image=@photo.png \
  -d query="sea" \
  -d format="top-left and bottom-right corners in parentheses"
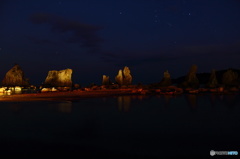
top-left (0, 94), bottom-right (239, 158)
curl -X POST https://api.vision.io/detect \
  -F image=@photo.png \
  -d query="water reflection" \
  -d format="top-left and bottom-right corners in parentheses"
top-left (57, 101), bottom-right (72, 113)
top-left (163, 95), bottom-right (171, 107)
top-left (222, 94), bottom-right (239, 108)
top-left (9, 103), bottom-right (22, 112)
top-left (118, 96), bottom-right (131, 112)
top-left (185, 94), bottom-right (198, 109)
top-left (116, 94), bottom-right (240, 111)
top-left (131, 95), bottom-right (147, 100)
top-left (210, 94), bottom-right (217, 107)
top-left (207, 94), bottom-right (240, 109)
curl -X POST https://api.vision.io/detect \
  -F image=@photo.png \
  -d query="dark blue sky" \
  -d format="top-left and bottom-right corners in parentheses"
top-left (1, 0), bottom-right (240, 85)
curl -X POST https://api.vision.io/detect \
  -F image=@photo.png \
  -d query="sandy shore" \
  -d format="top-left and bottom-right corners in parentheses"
top-left (0, 89), bottom-right (137, 102)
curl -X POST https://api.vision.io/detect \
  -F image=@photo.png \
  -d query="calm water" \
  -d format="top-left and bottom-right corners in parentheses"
top-left (0, 94), bottom-right (240, 158)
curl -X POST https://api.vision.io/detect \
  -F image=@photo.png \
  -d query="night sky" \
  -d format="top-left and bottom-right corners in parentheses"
top-left (1, 0), bottom-right (240, 86)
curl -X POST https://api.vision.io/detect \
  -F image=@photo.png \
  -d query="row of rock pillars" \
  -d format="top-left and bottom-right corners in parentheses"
top-left (1, 64), bottom-right (239, 88)
top-left (102, 66), bottom-right (132, 86)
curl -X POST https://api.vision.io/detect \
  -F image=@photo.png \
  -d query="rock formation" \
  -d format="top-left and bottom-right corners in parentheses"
top-left (159, 70), bottom-right (171, 87)
top-left (2, 64), bottom-right (29, 87)
top-left (182, 65), bottom-right (199, 88)
top-left (222, 69), bottom-right (238, 87)
top-left (123, 66), bottom-right (132, 85)
top-left (207, 69), bottom-right (218, 88)
top-left (115, 70), bottom-right (123, 85)
top-left (102, 75), bottom-right (110, 85)
top-left (115, 66), bottom-right (132, 86)
top-left (44, 69), bottom-right (72, 87)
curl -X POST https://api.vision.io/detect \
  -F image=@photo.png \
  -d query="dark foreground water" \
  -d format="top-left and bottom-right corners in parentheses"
top-left (0, 94), bottom-right (240, 158)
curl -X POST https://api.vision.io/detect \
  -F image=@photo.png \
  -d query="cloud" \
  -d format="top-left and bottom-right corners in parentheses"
top-left (29, 13), bottom-right (103, 51)
top-left (100, 40), bottom-right (240, 67)
top-left (100, 50), bottom-right (179, 67)
top-left (27, 36), bottom-right (57, 45)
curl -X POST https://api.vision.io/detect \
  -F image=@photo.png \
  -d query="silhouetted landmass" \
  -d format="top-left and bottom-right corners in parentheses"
top-left (172, 68), bottom-right (240, 86)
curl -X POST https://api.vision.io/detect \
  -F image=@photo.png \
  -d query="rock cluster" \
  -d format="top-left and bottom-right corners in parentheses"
top-left (115, 66), bottom-right (132, 86)
top-left (207, 69), bottom-right (218, 88)
top-left (182, 65), bottom-right (199, 88)
top-left (102, 75), bottom-right (110, 85)
top-left (115, 70), bottom-right (123, 85)
top-left (159, 70), bottom-right (171, 87)
top-left (123, 66), bottom-right (132, 85)
top-left (44, 69), bottom-right (73, 87)
top-left (2, 64), bottom-right (29, 87)
top-left (222, 69), bottom-right (238, 87)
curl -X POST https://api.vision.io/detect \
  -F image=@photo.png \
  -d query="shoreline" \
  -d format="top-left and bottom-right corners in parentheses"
top-left (0, 89), bottom-right (138, 102)
top-left (0, 89), bottom-right (239, 102)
